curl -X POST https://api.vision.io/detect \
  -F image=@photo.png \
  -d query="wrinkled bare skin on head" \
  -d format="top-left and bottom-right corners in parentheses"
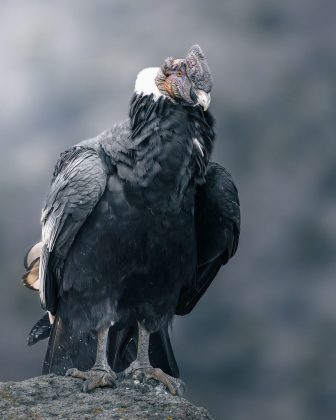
top-left (155, 45), bottom-right (213, 108)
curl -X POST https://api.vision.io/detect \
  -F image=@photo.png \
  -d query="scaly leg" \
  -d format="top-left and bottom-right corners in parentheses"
top-left (66, 326), bottom-right (116, 392)
top-left (124, 323), bottom-right (183, 396)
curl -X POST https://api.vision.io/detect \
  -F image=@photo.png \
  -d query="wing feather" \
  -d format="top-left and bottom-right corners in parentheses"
top-left (176, 161), bottom-right (240, 315)
top-left (39, 146), bottom-right (107, 312)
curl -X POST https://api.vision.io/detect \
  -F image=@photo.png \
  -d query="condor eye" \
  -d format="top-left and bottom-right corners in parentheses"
top-left (176, 70), bottom-right (183, 77)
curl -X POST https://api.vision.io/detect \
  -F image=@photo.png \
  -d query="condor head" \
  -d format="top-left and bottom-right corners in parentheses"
top-left (153, 45), bottom-right (212, 111)
top-left (134, 45), bottom-right (212, 111)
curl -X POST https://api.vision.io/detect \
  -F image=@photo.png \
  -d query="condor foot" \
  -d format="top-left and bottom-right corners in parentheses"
top-left (124, 361), bottom-right (185, 396)
top-left (66, 366), bottom-right (117, 393)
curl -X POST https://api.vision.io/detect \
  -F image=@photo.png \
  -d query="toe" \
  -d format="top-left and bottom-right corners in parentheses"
top-left (82, 371), bottom-right (116, 393)
top-left (105, 375), bottom-right (116, 389)
top-left (66, 368), bottom-right (86, 380)
top-left (100, 372), bottom-right (116, 388)
top-left (82, 379), bottom-right (97, 393)
top-left (147, 368), bottom-right (177, 395)
top-left (122, 363), bottom-right (184, 396)
top-left (106, 369), bottom-right (117, 381)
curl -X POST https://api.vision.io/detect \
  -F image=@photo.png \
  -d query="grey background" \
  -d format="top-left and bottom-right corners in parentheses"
top-left (1, 1), bottom-right (335, 419)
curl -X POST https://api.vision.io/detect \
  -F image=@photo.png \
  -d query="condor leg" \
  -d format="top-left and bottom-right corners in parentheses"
top-left (66, 326), bottom-right (116, 392)
top-left (124, 323), bottom-right (183, 396)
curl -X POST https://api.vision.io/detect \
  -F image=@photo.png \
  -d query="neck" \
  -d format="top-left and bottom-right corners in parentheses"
top-left (126, 92), bottom-right (215, 191)
top-left (126, 94), bottom-right (195, 205)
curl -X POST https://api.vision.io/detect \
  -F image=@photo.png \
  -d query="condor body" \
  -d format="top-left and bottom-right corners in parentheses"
top-left (24, 46), bottom-right (240, 382)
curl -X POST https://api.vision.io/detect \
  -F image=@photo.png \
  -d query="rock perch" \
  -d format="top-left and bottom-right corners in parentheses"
top-left (0, 374), bottom-right (214, 419)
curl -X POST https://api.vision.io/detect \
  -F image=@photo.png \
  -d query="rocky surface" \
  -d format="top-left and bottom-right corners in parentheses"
top-left (0, 374), bottom-right (214, 419)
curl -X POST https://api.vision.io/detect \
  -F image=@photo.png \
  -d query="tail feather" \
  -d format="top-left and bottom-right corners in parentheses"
top-left (153, 327), bottom-right (179, 378)
top-left (43, 313), bottom-right (96, 375)
top-left (27, 313), bottom-right (52, 346)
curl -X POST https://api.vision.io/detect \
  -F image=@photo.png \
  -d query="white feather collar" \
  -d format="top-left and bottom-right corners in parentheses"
top-left (134, 67), bottom-right (163, 100)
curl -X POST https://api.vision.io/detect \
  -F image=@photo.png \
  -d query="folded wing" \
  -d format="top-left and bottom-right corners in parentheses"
top-left (176, 161), bottom-right (240, 315)
top-left (39, 146), bottom-right (107, 313)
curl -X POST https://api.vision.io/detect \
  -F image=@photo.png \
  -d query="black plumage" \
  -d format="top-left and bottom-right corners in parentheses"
top-left (25, 45), bottom-right (240, 393)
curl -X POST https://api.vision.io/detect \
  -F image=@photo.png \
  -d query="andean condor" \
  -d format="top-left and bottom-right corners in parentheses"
top-left (23, 45), bottom-right (240, 395)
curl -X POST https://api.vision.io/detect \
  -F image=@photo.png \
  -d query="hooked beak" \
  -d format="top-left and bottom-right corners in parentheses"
top-left (196, 90), bottom-right (211, 111)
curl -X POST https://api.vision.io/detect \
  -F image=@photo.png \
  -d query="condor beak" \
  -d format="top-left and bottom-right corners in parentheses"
top-left (196, 90), bottom-right (211, 111)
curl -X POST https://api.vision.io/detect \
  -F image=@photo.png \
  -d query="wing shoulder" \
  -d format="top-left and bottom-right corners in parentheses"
top-left (42, 146), bottom-right (107, 249)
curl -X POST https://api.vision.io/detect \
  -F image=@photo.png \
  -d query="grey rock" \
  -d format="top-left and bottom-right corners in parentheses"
top-left (0, 374), bottom-right (214, 419)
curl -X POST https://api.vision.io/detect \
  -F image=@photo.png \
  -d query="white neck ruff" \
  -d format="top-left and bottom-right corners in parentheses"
top-left (134, 67), bottom-right (163, 100)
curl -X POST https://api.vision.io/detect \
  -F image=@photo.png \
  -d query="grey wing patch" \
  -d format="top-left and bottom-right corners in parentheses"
top-left (39, 147), bottom-right (107, 310)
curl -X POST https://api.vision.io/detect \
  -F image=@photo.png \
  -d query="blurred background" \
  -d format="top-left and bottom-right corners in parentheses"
top-left (1, 1), bottom-right (335, 419)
